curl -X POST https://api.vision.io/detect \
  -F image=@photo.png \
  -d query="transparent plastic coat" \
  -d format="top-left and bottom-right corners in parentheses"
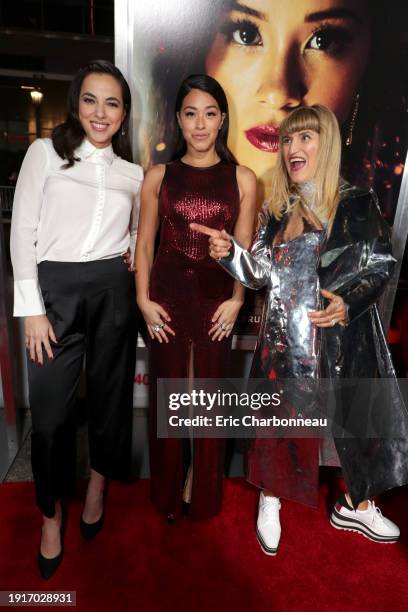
top-left (220, 185), bottom-right (408, 506)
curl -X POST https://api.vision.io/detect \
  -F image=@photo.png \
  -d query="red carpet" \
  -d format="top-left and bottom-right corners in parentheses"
top-left (0, 478), bottom-right (407, 611)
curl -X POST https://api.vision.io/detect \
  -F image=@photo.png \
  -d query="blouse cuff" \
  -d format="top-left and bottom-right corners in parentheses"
top-left (13, 279), bottom-right (46, 317)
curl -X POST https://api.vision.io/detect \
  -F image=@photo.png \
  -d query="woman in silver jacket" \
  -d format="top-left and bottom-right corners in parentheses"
top-left (191, 104), bottom-right (408, 556)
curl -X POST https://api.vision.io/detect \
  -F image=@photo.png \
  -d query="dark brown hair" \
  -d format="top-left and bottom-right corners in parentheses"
top-left (171, 74), bottom-right (237, 164)
top-left (52, 59), bottom-right (133, 167)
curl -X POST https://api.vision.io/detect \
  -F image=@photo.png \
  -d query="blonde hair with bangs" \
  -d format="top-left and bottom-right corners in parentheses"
top-left (268, 105), bottom-right (342, 221)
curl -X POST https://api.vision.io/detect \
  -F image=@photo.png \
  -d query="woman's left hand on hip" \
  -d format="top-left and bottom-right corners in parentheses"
top-left (122, 248), bottom-right (134, 272)
top-left (308, 289), bottom-right (348, 328)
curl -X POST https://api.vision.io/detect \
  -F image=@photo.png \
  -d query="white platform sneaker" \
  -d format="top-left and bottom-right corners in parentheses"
top-left (330, 494), bottom-right (400, 543)
top-left (256, 492), bottom-right (281, 555)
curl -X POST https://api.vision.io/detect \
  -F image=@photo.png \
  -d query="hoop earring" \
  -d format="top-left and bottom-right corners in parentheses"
top-left (346, 93), bottom-right (360, 146)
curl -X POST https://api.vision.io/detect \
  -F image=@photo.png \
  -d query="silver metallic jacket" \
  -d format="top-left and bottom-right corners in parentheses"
top-left (220, 184), bottom-right (408, 506)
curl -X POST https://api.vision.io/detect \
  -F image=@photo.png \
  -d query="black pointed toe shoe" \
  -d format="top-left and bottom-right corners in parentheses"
top-left (38, 507), bottom-right (65, 579)
top-left (79, 513), bottom-right (104, 541)
top-left (38, 548), bottom-right (64, 580)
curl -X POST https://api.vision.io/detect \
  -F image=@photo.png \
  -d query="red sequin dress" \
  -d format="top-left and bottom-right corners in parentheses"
top-left (149, 158), bottom-right (239, 519)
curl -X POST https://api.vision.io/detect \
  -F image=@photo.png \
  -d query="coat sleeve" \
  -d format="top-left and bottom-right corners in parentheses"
top-left (325, 192), bottom-right (396, 323)
top-left (218, 204), bottom-right (272, 290)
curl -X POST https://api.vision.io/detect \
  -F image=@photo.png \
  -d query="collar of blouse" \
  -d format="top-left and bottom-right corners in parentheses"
top-left (75, 138), bottom-right (116, 165)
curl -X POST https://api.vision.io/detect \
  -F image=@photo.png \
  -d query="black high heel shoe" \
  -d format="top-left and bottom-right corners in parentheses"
top-left (38, 548), bottom-right (64, 580)
top-left (80, 485), bottom-right (106, 541)
top-left (38, 508), bottom-right (65, 580)
top-left (79, 512), bottom-right (104, 541)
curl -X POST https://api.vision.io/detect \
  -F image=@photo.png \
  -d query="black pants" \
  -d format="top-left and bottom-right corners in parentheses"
top-left (28, 258), bottom-right (137, 517)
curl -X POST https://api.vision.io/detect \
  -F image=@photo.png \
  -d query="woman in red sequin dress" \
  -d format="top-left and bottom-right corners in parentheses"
top-left (135, 75), bottom-right (256, 520)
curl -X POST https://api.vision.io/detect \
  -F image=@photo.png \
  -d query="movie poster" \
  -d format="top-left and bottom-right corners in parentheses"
top-left (118, 0), bottom-right (408, 334)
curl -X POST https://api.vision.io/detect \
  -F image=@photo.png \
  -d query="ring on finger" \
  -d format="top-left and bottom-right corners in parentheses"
top-left (220, 323), bottom-right (226, 331)
top-left (331, 319), bottom-right (336, 327)
top-left (153, 324), bottom-right (161, 332)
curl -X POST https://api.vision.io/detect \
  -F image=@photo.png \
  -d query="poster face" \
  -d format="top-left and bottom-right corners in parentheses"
top-left (130, 0), bottom-right (407, 219)
top-left (121, 0), bottom-right (408, 333)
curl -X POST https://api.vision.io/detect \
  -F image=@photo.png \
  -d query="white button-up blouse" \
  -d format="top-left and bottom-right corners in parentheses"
top-left (10, 137), bottom-right (143, 317)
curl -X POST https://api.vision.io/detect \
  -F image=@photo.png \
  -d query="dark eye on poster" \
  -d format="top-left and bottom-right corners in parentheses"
top-left (115, 0), bottom-right (408, 329)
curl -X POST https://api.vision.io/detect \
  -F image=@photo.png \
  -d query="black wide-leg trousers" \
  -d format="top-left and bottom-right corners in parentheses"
top-left (28, 258), bottom-right (137, 518)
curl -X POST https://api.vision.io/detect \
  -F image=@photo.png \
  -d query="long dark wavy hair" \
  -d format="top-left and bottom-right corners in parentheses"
top-left (52, 59), bottom-right (133, 167)
top-left (171, 74), bottom-right (237, 163)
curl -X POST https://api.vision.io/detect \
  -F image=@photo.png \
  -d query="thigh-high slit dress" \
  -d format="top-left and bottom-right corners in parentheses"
top-left (148, 158), bottom-right (239, 520)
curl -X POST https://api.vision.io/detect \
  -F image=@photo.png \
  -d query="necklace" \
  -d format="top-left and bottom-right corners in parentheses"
top-left (298, 181), bottom-right (329, 225)
top-left (298, 180), bottom-right (317, 209)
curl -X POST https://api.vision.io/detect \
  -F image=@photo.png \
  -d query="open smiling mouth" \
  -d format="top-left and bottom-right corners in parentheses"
top-left (289, 157), bottom-right (306, 171)
top-left (90, 122), bottom-right (109, 131)
top-left (245, 125), bottom-right (279, 153)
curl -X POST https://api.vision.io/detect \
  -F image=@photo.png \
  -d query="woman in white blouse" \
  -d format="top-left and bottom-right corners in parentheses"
top-left (10, 60), bottom-right (142, 579)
